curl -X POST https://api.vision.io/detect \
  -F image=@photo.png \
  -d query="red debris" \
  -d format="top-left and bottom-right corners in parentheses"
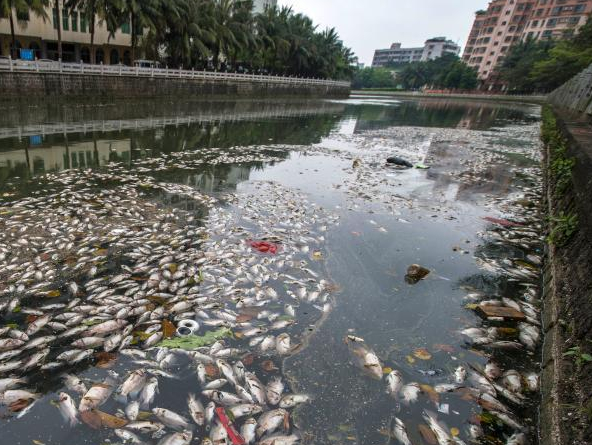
top-left (215, 407), bottom-right (246, 445)
top-left (482, 217), bottom-right (524, 228)
top-left (246, 239), bottom-right (280, 254)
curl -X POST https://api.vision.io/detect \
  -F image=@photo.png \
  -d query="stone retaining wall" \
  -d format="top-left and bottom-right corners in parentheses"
top-left (542, 66), bottom-right (592, 445)
top-left (548, 63), bottom-right (592, 116)
top-left (0, 72), bottom-right (350, 100)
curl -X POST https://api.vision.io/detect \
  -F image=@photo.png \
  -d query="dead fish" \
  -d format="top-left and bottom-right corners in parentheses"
top-left (241, 417), bottom-right (257, 444)
top-left (188, 394), bottom-right (205, 426)
top-left (158, 430), bottom-right (193, 445)
top-left (423, 410), bottom-right (452, 445)
top-left (454, 366), bottom-right (467, 384)
top-left (79, 379), bottom-right (115, 412)
top-left (400, 383), bottom-right (420, 405)
top-left (117, 370), bottom-right (147, 400)
top-left (346, 335), bottom-right (383, 380)
top-left (152, 407), bottom-right (190, 431)
top-left (278, 394), bottom-right (310, 409)
top-left (256, 408), bottom-right (288, 438)
top-left (503, 370), bottom-right (523, 393)
top-left (266, 377), bottom-right (284, 406)
top-left (386, 370), bottom-right (403, 398)
top-left (393, 417), bottom-right (412, 445)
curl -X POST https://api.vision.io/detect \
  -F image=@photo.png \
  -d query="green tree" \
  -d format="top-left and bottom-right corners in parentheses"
top-left (66, 0), bottom-right (121, 64)
top-left (0, 0), bottom-right (49, 58)
top-left (351, 67), bottom-right (396, 89)
top-left (499, 38), bottom-right (554, 93)
top-left (118, 0), bottom-right (160, 63)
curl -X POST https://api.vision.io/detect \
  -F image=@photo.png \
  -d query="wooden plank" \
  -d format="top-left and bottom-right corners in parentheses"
top-left (475, 305), bottom-right (526, 321)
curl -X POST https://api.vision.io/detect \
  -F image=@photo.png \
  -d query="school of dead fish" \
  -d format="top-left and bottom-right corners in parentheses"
top-left (0, 110), bottom-right (545, 445)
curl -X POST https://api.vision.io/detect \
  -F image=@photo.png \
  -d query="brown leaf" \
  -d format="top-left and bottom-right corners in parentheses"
top-left (26, 315), bottom-right (39, 324)
top-left (418, 424), bottom-right (438, 445)
top-left (261, 360), bottom-right (278, 372)
top-left (8, 399), bottom-right (31, 412)
top-left (242, 354), bottom-right (255, 366)
top-left (283, 411), bottom-right (290, 431)
top-left (433, 343), bottom-right (455, 353)
top-left (94, 352), bottom-right (117, 369)
top-left (204, 363), bottom-right (219, 378)
top-left (162, 320), bottom-right (176, 339)
top-left (80, 410), bottom-right (103, 429)
top-left (95, 409), bottom-right (128, 428)
top-left (419, 384), bottom-right (440, 404)
top-left (236, 314), bottom-right (253, 323)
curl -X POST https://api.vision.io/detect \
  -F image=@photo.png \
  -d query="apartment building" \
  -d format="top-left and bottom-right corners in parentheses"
top-left (463, 0), bottom-right (592, 89)
top-left (0, 5), bottom-right (132, 64)
top-left (372, 38), bottom-right (460, 68)
top-left (253, 0), bottom-right (278, 14)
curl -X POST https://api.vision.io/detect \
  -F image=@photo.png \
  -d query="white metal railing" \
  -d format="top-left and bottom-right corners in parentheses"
top-left (0, 57), bottom-right (351, 88)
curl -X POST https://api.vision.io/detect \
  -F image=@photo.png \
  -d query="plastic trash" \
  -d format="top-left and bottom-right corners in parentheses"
top-left (386, 157), bottom-right (413, 168)
top-left (246, 239), bottom-right (280, 254)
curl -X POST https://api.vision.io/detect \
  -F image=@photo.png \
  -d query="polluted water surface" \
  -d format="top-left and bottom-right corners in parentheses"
top-left (0, 97), bottom-right (543, 445)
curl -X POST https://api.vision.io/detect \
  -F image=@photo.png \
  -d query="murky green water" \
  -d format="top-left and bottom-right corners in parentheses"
top-left (0, 96), bottom-right (543, 445)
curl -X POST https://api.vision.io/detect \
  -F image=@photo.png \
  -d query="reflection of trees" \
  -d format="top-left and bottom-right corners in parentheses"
top-left (352, 99), bottom-right (538, 132)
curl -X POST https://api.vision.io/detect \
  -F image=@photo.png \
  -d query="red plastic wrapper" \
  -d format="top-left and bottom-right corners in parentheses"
top-left (215, 407), bottom-right (245, 445)
top-left (246, 239), bottom-right (280, 254)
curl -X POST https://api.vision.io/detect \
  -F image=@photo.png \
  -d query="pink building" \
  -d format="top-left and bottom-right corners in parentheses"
top-left (463, 0), bottom-right (592, 90)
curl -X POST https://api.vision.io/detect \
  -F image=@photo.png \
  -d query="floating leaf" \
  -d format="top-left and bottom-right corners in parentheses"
top-left (433, 344), bottom-right (455, 353)
top-left (406, 355), bottom-right (416, 364)
top-left (418, 424), bottom-right (438, 445)
top-left (46, 290), bottom-right (61, 298)
top-left (464, 303), bottom-right (479, 310)
top-left (9, 399), bottom-right (31, 412)
top-left (413, 348), bottom-right (432, 360)
top-left (147, 295), bottom-right (167, 305)
top-left (338, 424), bottom-right (354, 432)
top-left (312, 251), bottom-right (323, 260)
top-left (32, 440), bottom-right (46, 445)
top-left (80, 411), bottom-right (103, 429)
top-left (5, 323), bottom-right (18, 329)
top-left (12, 306), bottom-right (21, 314)
top-left (236, 314), bottom-right (253, 323)
top-left (162, 320), bottom-right (176, 339)
top-left (168, 263), bottom-right (178, 274)
top-left (450, 427), bottom-right (460, 437)
top-left (419, 384), bottom-right (440, 404)
top-left (262, 360), bottom-right (278, 372)
top-left (242, 354), bottom-right (255, 366)
top-left (94, 410), bottom-right (128, 428)
top-left (26, 315), bottom-right (39, 324)
top-left (158, 328), bottom-right (233, 350)
top-left (382, 367), bottom-right (393, 374)
top-left (204, 363), bottom-right (219, 377)
top-left (93, 249), bottom-right (108, 256)
top-left (95, 352), bottom-right (117, 369)
top-left (136, 411), bottom-right (152, 421)
top-left (133, 331), bottom-right (152, 341)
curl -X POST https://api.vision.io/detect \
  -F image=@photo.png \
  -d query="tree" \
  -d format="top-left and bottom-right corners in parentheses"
top-left (498, 38), bottom-right (554, 93)
top-left (118, 0), bottom-right (159, 63)
top-left (397, 54), bottom-right (477, 91)
top-left (65, 0), bottom-right (121, 64)
top-left (0, 0), bottom-right (49, 58)
top-left (351, 67), bottom-right (396, 89)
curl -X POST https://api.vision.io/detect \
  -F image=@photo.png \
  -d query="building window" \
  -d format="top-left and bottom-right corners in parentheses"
top-left (71, 11), bottom-right (78, 32)
top-left (63, 9), bottom-right (69, 31)
top-left (121, 20), bottom-right (131, 34)
top-left (53, 7), bottom-right (58, 29)
top-left (547, 18), bottom-right (557, 27)
top-left (81, 15), bottom-right (87, 32)
top-left (575, 4), bottom-right (585, 13)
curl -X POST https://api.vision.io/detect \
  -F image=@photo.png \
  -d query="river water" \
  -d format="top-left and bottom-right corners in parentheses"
top-left (0, 96), bottom-right (543, 445)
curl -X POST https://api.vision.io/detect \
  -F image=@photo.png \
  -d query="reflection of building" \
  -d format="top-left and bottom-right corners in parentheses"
top-left (463, 0), bottom-right (592, 89)
top-left (372, 38), bottom-right (460, 67)
top-left (0, 139), bottom-right (130, 175)
top-left (0, 6), bottom-right (132, 64)
top-left (253, 0), bottom-right (277, 14)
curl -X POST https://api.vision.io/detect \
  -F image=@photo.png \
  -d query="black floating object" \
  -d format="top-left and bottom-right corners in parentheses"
top-left (386, 156), bottom-right (413, 168)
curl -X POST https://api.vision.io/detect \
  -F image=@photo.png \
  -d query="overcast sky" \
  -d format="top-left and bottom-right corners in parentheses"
top-left (278, 1), bottom-right (484, 65)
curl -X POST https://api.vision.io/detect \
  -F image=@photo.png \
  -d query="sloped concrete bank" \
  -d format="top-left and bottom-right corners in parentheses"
top-left (541, 76), bottom-right (592, 445)
top-left (0, 72), bottom-right (350, 100)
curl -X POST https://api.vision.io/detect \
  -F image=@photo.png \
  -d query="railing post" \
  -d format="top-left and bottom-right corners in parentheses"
top-left (119, 64), bottom-right (122, 76)
top-left (9, 56), bottom-right (13, 72)
top-left (35, 59), bottom-right (39, 73)
top-left (80, 60), bottom-right (83, 74)
top-left (100, 62), bottom-right (104, 75)
top-left (151, 65), bottom-right (154, 77)
top-left (59, 58), bottom-right (63, 73)
top-left (192, 68), bottom-right (194, 79)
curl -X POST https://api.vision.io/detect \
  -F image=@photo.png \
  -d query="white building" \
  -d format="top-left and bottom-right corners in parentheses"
top-left (372, 37), bottom-right (460, 68)
top-left (253, 0), bottom-right (277, 14)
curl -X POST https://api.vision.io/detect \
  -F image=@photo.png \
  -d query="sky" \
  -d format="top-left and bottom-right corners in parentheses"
top-left (278, 1), bottom-right (485, 65)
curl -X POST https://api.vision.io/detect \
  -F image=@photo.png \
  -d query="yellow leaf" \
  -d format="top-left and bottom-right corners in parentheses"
top-left (168, 263), bottom-right (178, 273)
top-left (46, 290), bottom-right (61, 298)
top-left (413, 348), bottom-right (432, 360)
top-left (465, 303), bottom-right (478, 310)
top-left (406, 355), bottom-right (416, 364)
top-left (450, 427), bottom-right (460, 437)
top-left (312, 251), bottom-right (323, 260)
top-left (383, 367), bottom-right (393, 374)
top-left (32, 441), bottom-right (45, 445)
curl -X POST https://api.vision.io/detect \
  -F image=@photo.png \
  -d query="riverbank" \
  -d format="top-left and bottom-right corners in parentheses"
top-left (540, 106), bottom-right (592, 445)
top-left (352, 89), bottom-right (547, 104)
top-left (0, 70), bottom-right (349, 100)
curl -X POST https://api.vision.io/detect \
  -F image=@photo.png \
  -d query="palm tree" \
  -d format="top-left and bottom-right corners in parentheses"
top-left (65, 0), bottom-right (120, 64)
top-left (118, 0), bottom-right (159, 63)
top-left (209, 0), bottom-right (254, 70)
top-left (0, 0), bottom-right (49, 58)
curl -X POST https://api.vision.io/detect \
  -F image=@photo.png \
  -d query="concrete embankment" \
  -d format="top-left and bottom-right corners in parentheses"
top-left (541, 63), bottom-right (592, 445)
top-left (352, 89), bottom-right (547, 104)
top-left (0, 72), bottom-right (350, 100)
